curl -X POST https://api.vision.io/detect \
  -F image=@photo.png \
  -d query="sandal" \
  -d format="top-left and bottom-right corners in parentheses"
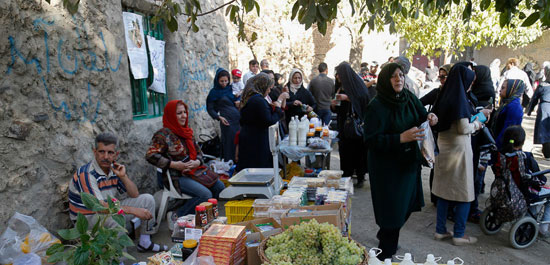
top-left (136, 242), bottom-right (168, 253)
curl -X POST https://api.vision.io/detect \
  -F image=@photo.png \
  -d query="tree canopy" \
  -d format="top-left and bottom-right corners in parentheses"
top-left (392, 0), bottom-right (543, 60)
top-left (49, 0), bottom-right (547, 59)
top-left (50, 0), bottom-right (549, 35)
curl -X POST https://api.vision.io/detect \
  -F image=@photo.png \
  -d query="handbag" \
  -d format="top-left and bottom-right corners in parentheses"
top-left (189, 166), bottom-right (219, 188)
top-left (489, 153), bottom-right (528, 222)
top-left (198, 134), bottom-right (221, 158)
top-left (342, 105), bottom-right (364, 140)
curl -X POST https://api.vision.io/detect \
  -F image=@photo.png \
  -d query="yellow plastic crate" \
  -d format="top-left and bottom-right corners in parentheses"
top-left (224, 199), bottom-right (255, 224)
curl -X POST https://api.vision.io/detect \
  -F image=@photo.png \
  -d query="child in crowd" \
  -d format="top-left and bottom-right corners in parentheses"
top-left (493, 126), bottom-right (550, 237)
top-left (231, 69), bottom-right (244, 97)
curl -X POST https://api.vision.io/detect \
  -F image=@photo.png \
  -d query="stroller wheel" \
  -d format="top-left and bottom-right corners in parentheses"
top-left (480, 207), bottom-right (503, 235)
top-left (509, 216), bottom-right (538, 249)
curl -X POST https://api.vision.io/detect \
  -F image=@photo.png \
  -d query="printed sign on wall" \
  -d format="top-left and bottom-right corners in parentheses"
top-left (122, 12), bottom-right (148, 79)
top-left (147, 35), bottom-right (166, 94)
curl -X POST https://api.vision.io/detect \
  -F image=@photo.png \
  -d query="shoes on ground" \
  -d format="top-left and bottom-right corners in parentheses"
top-left (468, 211), bottom-right (481, 224)
top-left (434, 231), bottom-right (454, 240)
top-left (452, 235), bottom-right (478, 246)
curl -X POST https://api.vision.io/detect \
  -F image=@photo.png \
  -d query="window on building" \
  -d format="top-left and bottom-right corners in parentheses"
top-left (126, 10), bottom-right (167, 120)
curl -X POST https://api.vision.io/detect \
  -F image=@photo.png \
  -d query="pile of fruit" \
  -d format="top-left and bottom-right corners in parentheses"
top-left (263, 219), bottom-right (364, 265)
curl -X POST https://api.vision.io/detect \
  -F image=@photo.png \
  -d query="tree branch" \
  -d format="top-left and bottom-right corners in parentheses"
top-left (193, 0), bottom-right (238, 17)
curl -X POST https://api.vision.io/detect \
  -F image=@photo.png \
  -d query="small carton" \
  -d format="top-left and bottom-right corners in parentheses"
top-left (279, 203), bottom-right (345, 231)
top-left (236, 218), bottom-right (284, 265)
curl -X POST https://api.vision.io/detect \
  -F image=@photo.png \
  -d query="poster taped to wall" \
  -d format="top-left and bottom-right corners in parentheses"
top-left (122, 12), bottom-right (149, 79)
top-left (147, 36), bottom-right (166, 94)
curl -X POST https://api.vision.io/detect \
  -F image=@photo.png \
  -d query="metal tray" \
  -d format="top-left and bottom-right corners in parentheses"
top-left (228, 168), bottom-right (278, 185)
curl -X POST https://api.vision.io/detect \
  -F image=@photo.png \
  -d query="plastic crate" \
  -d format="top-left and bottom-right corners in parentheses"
top-left (224, 199), bottom-right (255, 224)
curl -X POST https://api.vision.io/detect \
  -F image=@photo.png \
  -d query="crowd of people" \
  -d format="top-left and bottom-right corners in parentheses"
top-left (65, 56), bottom-right (550, 261)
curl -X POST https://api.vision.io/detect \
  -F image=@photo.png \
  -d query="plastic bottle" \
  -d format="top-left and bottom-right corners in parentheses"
top-left (423, 254), bottom-right (439, 265)
top-left (446, 257), bottom-right (464, 265)
top-left (310, 117), bottom-right (320, 128)
top-left (298, 116), bottom-right (309, 147)
top-left (398, 253), bottom-right (415, 265)
top-left (367, 249), bottom-right (383, 265)
top-left (208, 198), bottom-right (219, 219)
top-left (195, 205), bottom-right (207, 228)
top-left (384, 259), bottom-right (392, 265)
top-left (289, 116), bottom-right (298, 146)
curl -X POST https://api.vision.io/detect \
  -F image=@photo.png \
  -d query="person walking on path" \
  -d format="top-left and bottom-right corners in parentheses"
top-left (363, 63), bottom-right (438, 259)
top-left (333, 62), bottom-right (371, 188)
top-left (309, 62), bottom-right (335, 125)
top-left (431, 64), bottom-right (487, 246)
top-left (237, 73), bottom-right (286, 171)
top-left (528, 65), bottom-right (550, 160)
top-left (206, 68), bottom-right (240, 162)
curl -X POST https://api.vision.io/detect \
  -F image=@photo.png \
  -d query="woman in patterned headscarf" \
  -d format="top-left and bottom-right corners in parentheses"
top-left (237, 73), bottom-right (286, 171)
top-left (492, 79), bottom-right (526, 149)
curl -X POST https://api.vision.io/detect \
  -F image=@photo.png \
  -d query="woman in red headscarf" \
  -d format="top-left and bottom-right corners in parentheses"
top-left (146, 100), bottom-right (225, 220)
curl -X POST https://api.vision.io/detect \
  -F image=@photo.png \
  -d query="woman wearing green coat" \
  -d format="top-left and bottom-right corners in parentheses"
top-left (363, 63), bottom-right (438, 259)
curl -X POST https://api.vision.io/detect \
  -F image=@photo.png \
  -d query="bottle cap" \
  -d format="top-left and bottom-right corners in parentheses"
top-left (195, 205), bottom-right (206, 211)
top-left (427, 254), bottom-right (435, 261)
top-left (208, 198), bottom-right (218, 204)
top-left (183, 239), bottom-right (197, 248)
top-left (404, 253), bottom-right (412, 260)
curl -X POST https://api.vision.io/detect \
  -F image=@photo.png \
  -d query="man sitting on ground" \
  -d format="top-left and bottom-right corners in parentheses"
top-left (68, 133), bottom-right (166, 253)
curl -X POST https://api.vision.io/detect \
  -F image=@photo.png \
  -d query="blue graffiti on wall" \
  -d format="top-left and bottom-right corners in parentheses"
top-left (5, 17), bottom-right (122, 123)
top-left (188, 102), bottom-right (207, 119)
top-left (177, 49), bottom-right (219, 93)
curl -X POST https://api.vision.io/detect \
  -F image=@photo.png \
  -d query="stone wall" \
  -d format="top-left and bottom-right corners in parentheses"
top-left (0, 0), bottom-right (227, 230)
top-left (474, 30), bottom-right (550, 69)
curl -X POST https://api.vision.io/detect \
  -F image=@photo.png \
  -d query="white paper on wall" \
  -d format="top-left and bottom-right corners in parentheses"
top-left (146, 35), bottom-right (166, 94)
top-left (122, 12), bottom-right (149, 79)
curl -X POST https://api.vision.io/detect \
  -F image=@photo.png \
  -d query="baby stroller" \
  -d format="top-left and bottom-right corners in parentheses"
top-left (480, 157), bottom-right (550, 249)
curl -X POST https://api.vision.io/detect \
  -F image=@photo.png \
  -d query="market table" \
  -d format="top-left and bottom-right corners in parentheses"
top-left (277, 137), bottom-right (335, 177)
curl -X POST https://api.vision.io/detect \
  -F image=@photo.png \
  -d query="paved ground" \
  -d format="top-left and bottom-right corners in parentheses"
top-left (128, 114), bottom-right (550, 264)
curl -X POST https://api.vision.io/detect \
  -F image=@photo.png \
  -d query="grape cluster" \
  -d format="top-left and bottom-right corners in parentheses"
top-left (263, 219), bottom-right (364, 265)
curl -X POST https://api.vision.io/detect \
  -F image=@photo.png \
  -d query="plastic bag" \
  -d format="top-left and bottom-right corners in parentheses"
top-left (307, 137), bottom-right (330, 149)
top-left (208, 159), bottom-right (234, 175)
top-left (0, 212), bottom-right (60, 264)
top-left (417, 121), bottom-right (435, 168)
top-left (181, 248), bottom-right (215, 265)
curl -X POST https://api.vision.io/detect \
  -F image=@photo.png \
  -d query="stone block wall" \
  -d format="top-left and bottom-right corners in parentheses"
top-left (0, 0), bottom-right (227, 230)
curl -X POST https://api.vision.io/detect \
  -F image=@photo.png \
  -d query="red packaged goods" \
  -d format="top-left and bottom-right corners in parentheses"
top-left (198, 224), bottom-right (247, 265)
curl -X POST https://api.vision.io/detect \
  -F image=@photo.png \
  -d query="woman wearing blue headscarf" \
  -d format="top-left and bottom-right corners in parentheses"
top-left (207, 68), bottom-right (240, 161)
top-left (431, 64), bottom-right (486, 246)
top-left (491, 79), bottom-right (525, 149)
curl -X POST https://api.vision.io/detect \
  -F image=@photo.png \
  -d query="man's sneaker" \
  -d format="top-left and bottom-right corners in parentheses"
top-left (167, 211), bottom-right (177, 231)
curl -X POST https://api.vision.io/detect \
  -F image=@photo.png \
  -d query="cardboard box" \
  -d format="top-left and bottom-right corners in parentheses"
top-left (235, 218), bottom-right (283, 265)
top-left (279, 203), bottom-right (345, 231)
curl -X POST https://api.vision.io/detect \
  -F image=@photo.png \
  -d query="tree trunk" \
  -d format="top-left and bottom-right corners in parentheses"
top-left (349, 34), bottom-right (363, 71)
top-left (443, 49), bottom-right (452, 64)
top-left (311, 23), bottom-right (335, 80)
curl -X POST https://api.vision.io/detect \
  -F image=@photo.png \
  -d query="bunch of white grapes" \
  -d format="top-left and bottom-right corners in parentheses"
top-left (263, 219), bottom-right (364, 265)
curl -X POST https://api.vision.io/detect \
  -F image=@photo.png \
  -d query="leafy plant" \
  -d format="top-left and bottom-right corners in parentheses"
top-left (46, 193), bottom-right (135, 265)
top-left (47, 0), bottom-right (550, 38)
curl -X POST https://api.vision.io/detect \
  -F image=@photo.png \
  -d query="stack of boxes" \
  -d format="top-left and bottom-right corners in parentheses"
top-left (198, 224), bottom-right (246, 265)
